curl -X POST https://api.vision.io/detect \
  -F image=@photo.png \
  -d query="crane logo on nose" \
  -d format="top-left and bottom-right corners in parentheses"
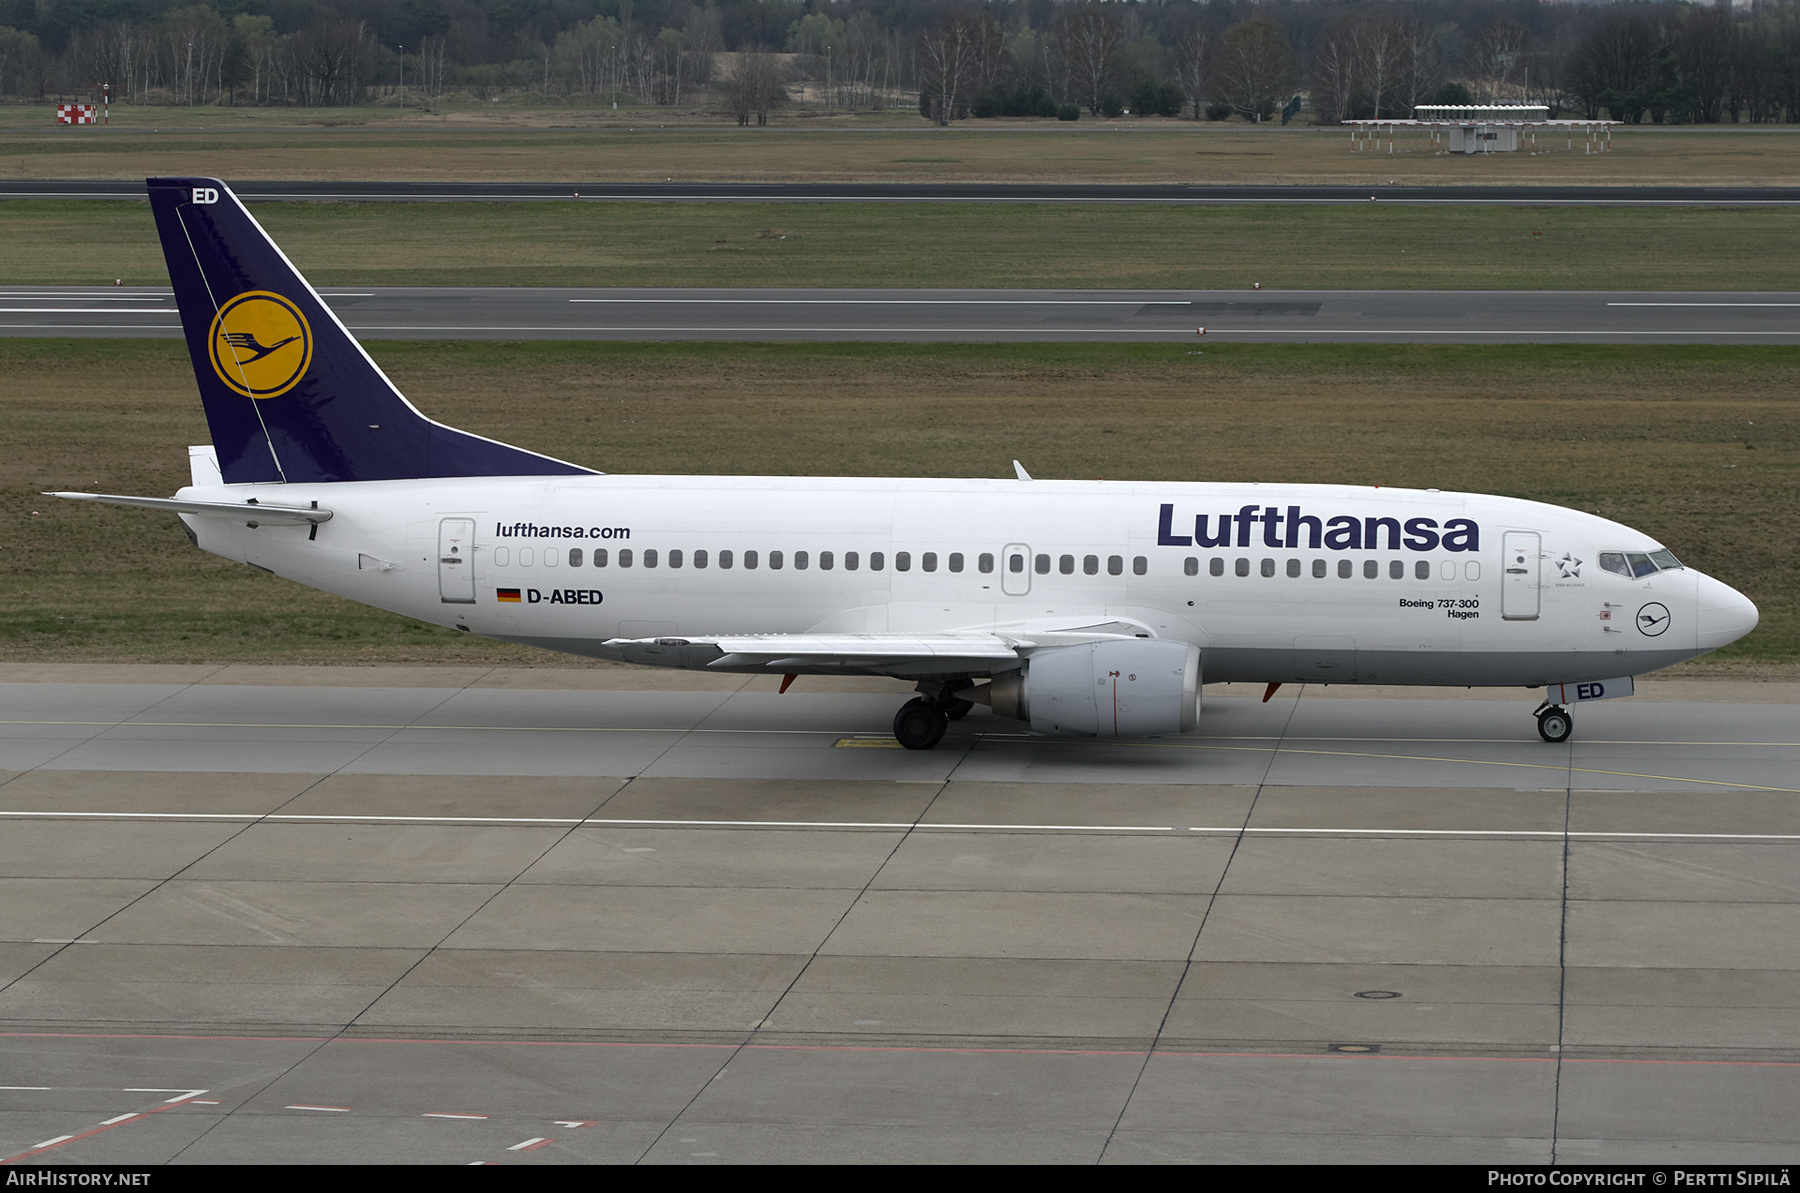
top-left (1636, 602), bottom-right (1671, 637)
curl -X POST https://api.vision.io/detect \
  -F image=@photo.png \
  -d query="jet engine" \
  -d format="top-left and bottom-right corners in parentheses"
top-left (978, 639), bottom-right (1200, 737)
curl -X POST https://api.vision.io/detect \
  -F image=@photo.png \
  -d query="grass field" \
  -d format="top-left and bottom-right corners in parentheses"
top-left (5, 115), bottom-right (1800, 186)
top-left (3, 339), bottom-right (1793, 673)
top-left (8, 198), bottom-right (1800, 291)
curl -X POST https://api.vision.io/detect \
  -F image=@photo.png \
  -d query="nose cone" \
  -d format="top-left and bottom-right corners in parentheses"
top-left (1695, 572), bottom-right (1759, 651)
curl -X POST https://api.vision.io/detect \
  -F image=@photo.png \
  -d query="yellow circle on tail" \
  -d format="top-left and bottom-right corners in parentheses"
top-left (208, 291), bottom-right (312, 399)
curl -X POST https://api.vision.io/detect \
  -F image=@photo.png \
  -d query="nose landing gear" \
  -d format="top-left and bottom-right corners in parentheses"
top-left (1534, 703), bottom-right (1573, 744)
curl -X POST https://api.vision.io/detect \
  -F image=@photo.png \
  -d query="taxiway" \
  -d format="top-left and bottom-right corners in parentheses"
top-left (1, 666), bottom-right (1796, 1164)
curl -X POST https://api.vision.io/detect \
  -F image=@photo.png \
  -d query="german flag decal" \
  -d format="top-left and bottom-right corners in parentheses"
top-left (497, 588), bottom-right (522, 603)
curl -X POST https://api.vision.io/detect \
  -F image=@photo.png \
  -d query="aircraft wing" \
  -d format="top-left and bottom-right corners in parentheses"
top-left (606, 622), bottom-right (1150, 678)
top-left (48, 492), bottom-right (333, 525)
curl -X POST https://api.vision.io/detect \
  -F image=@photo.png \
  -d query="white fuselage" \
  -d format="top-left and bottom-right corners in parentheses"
top-left (176, 475), bottom-right (1755, 688)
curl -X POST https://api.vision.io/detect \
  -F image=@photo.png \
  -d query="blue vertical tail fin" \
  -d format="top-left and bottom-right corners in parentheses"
top-left (147, 177), bottom-right (594, 484)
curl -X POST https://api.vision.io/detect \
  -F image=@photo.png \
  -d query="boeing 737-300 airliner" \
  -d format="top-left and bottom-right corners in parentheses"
top-left (52, 178), bottom-right (1760, 749)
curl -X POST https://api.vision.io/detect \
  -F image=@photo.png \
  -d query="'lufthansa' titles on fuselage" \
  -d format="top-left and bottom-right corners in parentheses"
top-left (1156, 504), bottom-right (1480, 553)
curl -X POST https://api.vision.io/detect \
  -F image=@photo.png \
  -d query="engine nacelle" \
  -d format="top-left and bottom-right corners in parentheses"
top-left (984, 639), bottom-right (1200, 738)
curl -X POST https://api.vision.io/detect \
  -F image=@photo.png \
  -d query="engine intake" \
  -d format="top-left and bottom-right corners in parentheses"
top-left (980, 639), bottom-right (1200, 738)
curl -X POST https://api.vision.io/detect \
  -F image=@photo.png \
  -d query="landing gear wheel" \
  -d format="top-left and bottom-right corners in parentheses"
top-left (943, 697), bottom-right (974, 722)
top-left (1537, 707), bottom-right (1573, 744)
top-left (894, 698), bottom-right (949, 750)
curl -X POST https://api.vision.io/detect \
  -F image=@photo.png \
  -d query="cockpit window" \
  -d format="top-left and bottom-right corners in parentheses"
top-left (1602, 549), bottom-right (1683, 579)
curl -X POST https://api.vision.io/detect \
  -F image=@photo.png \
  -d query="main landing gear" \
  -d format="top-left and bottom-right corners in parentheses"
top-left (1534, 702), bottom-right (1573, 744)
top-left (893, 685), bottom-right (975, 750)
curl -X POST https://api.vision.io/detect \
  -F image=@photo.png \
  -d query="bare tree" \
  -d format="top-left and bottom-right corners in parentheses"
top-left (919, 12), bottom-right (986, 124)
top-left (724, 46), bottom-right (786, 126)
top-left (1055, 5), bottom-right (1121, 114)
top-left (1216, 16), bottom-right (1298, 121)
top-left (1172, 21), bottom-right (1212, 120)
top-left (1468, 21), bottom-right (1530, 104)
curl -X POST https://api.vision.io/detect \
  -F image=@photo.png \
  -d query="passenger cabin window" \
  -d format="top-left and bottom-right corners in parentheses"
top-left (1083, 555), bottom-right (1099, 575)
top-left (1313, 559), bottom-right (1326, 578)
top-left (1261, 559), bottom-right (1275, 578)
top-left (694, 549), bottom-right (707, 569)
top-left (1132, 557), bottom-right (1146, 575)
top-left (669, 549), bottom-right (682, 569)
top-left (871, 552), bottom-right (885, 571)
top-left (1210, 558), bottom-right (1224, 577)
top-left (769, 550), bottom-right (783, 570)
top-left (544, 548), bottom-right (557, 568)
top-left (1235, 558), bottom-right (1249, 577)
top-left (718, 549), bottom-right (732, 569)
top-left (793, 550), bottom-right (807, 570)
top-left (949, 553), bottom-right (964, 573)
top-left (845, 551), bottom-right (859, 571)
top-left (1287, 559), bottom-right (1301, 578)
top-left (1008, 553), bottom-right (1024, 574)
top-left (1109, 556), bottom-right (1123, 576)
top-left (570, 548), bottom-right (583, 567)
top-left (1338, 559), bottom-right (1352, 579)
top-left (1364, 560), bottom-right (1379, 579)
top-left (922, 552), bottom-right (937, 573)
top-left (978, 553), bottom-right (994, 574)
top-left (819, 551), bottom-right (833, 571)
top-left (895, 552), bottom-right (911, 572)
top-left (1059, 555), bottom-right (1074, 575)
top-left (595, 548), bottom-right (608, 568)
top-left (618, 549), bottom-right (632, 568)
top-left (743, 550), bottom-right (757, 569)
top-left (643, 549), bottom-right (656, 568)
top-left (1415, 560), bottom-right (1430, 580)
top-left (1390, 560), bottom-right (1404, 580)
top-left (1184, 557), bottom-right (1198, 577)
top-left (1035, 554), bottom-right (1050, 575)
top-left (495, 547), bottom-right (510, 567)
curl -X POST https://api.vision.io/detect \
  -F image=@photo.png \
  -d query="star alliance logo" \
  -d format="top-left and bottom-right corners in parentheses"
top-left (1553, 552), bottom-right (1582, 579)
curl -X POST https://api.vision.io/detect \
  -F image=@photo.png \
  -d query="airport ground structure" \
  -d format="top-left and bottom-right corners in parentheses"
top-left (1346, 105), bottom-right (1617, 156)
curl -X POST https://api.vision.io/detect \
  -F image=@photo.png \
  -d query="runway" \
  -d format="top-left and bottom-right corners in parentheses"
top-left (10, 180), bottom-right (1800, 206)
top-left (2, 665), bottom-right (1797, 1164)
top-left (7, 286), bottom-right (1800, 344)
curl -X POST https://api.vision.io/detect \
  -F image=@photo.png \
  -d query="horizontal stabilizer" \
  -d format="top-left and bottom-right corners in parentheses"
top-left (48, 491), bottom-right (332, 525)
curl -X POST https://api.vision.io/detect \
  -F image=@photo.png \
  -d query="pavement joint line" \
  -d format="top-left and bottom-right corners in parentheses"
top-left (0, 809), bottom-right (1795, 840)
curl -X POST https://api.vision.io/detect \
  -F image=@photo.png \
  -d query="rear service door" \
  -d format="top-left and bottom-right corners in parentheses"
top-left (438, 518), bottom-right (477, 604)
top-left (1501, 530), bottom-right (1540, 621)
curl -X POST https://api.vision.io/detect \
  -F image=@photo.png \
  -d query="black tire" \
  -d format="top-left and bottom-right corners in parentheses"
top-left (894, 698), bottom-right (948, 750)
top-left (1537, 708), bottom-right (1573, 744)
top-left (943, 697), bottom-right (974, 722)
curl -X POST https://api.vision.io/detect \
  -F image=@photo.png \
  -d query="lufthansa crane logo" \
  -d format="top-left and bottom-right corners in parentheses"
top-left (1636, 602), bottom-right (1672, 637)
top-left (208, 291), bottom-right (312, 399)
